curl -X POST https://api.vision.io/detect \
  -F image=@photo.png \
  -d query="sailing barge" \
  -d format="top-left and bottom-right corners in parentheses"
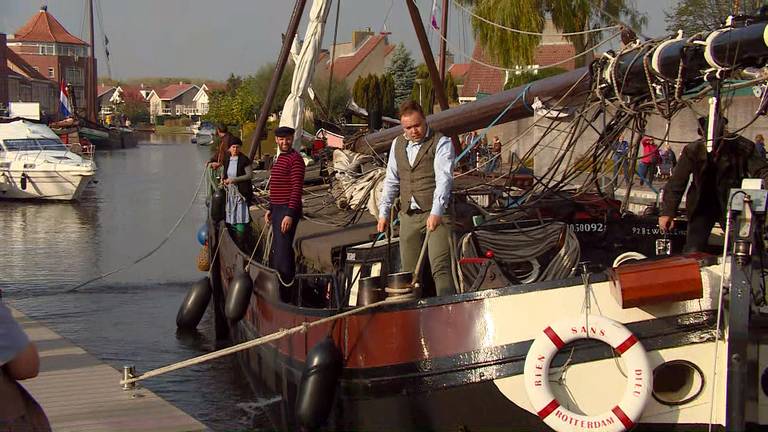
top-left (194, 7), bottom-right (768, 432)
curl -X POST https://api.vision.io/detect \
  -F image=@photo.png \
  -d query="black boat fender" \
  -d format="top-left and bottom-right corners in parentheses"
top-left (210, 188), bottom-right (226, 223)
top-left (176, 277), bottom-right (212, 330)
top-left (225, 271), bottom-right (253, 321)
top-left (296, 337), bottom-right (343, 430)
top-left (20, 173), bottom-right (27, 190)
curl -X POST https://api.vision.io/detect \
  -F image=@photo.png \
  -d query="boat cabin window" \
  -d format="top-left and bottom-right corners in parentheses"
top-left (3, 139), bottom-right (67, 152)
top-left (36, 139), bottom-right (68, 151)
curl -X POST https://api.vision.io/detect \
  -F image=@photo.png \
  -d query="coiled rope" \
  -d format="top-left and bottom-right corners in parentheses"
top-left (66, 169), bottom-right (207, 293)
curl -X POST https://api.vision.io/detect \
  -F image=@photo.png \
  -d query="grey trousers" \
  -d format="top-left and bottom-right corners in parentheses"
top-left (399, 211), bottom-right (455, 296)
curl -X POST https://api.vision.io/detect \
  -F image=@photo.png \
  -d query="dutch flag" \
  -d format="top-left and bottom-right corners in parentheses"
top-left (59, 81), bottom-right (72, 118)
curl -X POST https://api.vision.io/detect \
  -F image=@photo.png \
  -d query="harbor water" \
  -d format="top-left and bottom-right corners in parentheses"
top-left (0, 135), bottom-right (274, 431)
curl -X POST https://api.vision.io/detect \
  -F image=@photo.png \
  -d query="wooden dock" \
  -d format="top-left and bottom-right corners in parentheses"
top-left (9, 307), bottom-right (207, 432)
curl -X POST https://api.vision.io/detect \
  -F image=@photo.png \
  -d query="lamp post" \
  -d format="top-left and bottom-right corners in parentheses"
top-left (415, 78), bottom-right (425, 106)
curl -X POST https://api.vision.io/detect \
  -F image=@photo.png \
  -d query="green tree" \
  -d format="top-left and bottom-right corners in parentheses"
top-left (311, 76), bottom-right (351, 122)
top-left (204, 62), bottom-right (294, 142)
top-left (385, 43), bottom-right (417, 106)
top-left (352, 74), bottom-right (386, 127)
top-left (380, 73), bottom-right (396, 117)
top-left (503, 67), bottom-right (568, 90)
top-left (665, 0), bottom-right (760, 35)
top-left (444, 72), bottom-right (459, 103)
top-left (458, 0), bottom-right (646, 68)
top-left (410, 64), bottom-right (434, 115)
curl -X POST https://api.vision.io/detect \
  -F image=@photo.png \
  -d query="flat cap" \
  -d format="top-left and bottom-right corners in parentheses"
top-left (275, 126), bottom-right (295, 137)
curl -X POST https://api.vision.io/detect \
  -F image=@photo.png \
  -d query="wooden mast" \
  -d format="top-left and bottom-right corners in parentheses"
top-left (404, 0), bottom-right (460, 153)
top-left (247, 0), bottom-right (308, 161)
top-left (438, 0), bottom-right (448, 81)
top-left (86, 0), bottom-right (97, 123)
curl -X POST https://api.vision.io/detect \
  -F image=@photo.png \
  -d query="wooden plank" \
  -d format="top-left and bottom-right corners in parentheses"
top-left (9, 307), bottom-right (207, 432)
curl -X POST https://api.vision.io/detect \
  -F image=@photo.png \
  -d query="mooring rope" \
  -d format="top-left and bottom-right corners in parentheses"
top-left (66, 169), bottom-right (207, 293)
top-left (120, 295), bottom-right (411, 386)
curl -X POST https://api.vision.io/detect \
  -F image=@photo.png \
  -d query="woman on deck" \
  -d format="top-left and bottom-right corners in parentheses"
top-left (222, 140), bottom-right (253, 247)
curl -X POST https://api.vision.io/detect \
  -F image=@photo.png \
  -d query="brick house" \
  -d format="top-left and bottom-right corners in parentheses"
top-left (1, 33), bottom-right (58, 118)
top-left (147, 83), bottom-right (201, 122)
top-left (459, 20), bottom-right (578, 102)
top-left (6, 6), bottom-right (90, 117)
top-left (316, 29), bottom-right (396, 89)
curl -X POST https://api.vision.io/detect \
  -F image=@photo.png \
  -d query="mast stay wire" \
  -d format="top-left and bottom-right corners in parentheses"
top-left (450, 0), bottom-right (620, 37)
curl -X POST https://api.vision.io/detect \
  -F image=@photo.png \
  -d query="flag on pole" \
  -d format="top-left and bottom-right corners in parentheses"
top-left (59, 81), bottom-right (72, 118)
top-left (430, 0), bottom-right (439, 29)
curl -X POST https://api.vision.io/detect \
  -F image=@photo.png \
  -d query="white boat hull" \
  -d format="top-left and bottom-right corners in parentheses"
top-left (0, 168), bottom-right (94, 200)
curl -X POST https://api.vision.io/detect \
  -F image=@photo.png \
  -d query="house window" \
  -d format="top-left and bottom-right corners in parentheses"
top-left (33, 66), bottom-right (39, 72)
top-left (48, 67), bottom-right (55, 79)
top-left (38, 43), bottom-right (55, 55)
top-left (65, 68), bottom-right (84, 86)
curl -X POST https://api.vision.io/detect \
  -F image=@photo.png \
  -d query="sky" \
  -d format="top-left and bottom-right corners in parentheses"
top-left (0, 0), bottom-right (675, 81)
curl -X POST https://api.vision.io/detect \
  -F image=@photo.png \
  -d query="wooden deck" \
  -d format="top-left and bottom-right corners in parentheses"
top-left (10, 307), bottom-right (207, 432)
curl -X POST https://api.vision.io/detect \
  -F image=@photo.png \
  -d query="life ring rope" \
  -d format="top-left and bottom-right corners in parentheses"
top-left (524, 315), bottom-right (652, 432)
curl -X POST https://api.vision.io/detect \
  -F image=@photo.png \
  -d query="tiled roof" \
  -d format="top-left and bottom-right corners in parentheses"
top-left (448, 63), bottom-right (470, 80)
top-left (330, 35), bottom-right (393, 80)
top-left (155, 83), bottom-right (198, 100)
top-left (118, 85), bottom-right (146, 101)
top-left (534, 44), bottom-right (577, 70)
top-left (459, 45), bottom-right (505, 98)
top-left (4, 46), bottom-right (49, 81)
top-left (97, 85), bottom-right (115, 98)
top-left (13, 8), bottom-right (88, 46)
top-left (203, 82), bottom-right (226, 92)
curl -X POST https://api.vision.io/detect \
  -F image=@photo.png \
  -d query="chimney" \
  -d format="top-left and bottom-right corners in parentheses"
top-left (0, 34), bottom-right (8, 109)
top-left (179, 81), bottom-right (183, 86)
top-left (352, 27), bottom-right (374, 49)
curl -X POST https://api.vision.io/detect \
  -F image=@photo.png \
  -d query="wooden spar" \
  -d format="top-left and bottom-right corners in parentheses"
top-left (354, 20), bottom-right (768, 155)
top-left (248, 0), bottom-right (308, 161)
top-left (86, 0), bottom-right (97, 123)
top-left (405, 0), bottom-right (460, 154)
top-left (353, 67), bottom-right (592, 154)
top-left (438, 0), bottom-right (448, 81)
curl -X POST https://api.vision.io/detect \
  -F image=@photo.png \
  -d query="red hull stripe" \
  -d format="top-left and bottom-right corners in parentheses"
top-left (614, 334), bottom-right (638, 354)
top-left (537, 399), bottom-right (560, 419)
top-left (543, 326), bottom-right (565, 349)
top-left (612, 406), bottom-right (635, 429)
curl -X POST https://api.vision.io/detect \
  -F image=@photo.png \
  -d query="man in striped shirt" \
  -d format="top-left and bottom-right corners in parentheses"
top-left (265, 126), bottom-right (305, 286)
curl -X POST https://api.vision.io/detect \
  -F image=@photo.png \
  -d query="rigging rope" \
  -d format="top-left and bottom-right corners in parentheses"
top-left (120, 295), bottom-right (412, 386)
top-left (430, 24), bottom-right (621, 72)
top-left (450, 0), bottom-right (620, 37)
top-left (66, 169), bottom-right (207, 292)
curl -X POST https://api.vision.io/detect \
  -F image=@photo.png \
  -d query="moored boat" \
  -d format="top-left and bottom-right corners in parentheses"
top-left (0, 119), bottom-right (96, 200)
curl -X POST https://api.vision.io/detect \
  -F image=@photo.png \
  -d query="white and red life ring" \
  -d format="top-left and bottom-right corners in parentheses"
top-left (523, 315), bottom-right (652, 432)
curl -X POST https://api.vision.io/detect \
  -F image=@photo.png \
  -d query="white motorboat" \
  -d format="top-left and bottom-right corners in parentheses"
top-left (0, 120), bottom-right (96, 201)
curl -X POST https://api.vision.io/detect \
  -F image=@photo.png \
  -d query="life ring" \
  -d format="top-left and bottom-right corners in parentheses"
top-left (523, 315), bottom-right (652, 432)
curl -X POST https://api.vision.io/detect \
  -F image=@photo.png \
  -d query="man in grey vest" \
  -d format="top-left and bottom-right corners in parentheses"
top-left (377, 100), bottom-right (455, 295)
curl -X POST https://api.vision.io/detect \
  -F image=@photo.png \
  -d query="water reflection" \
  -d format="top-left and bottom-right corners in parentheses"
top-left (1, 136), bottom-right (265, 431)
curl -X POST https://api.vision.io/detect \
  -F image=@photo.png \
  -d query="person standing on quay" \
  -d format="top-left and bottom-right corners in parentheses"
top-left (265, 126), bottom-right (305, 288)
top-left (637, 136), bottom-right (660, 187)
top-left (377, 100), bottom-right (456, 296)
